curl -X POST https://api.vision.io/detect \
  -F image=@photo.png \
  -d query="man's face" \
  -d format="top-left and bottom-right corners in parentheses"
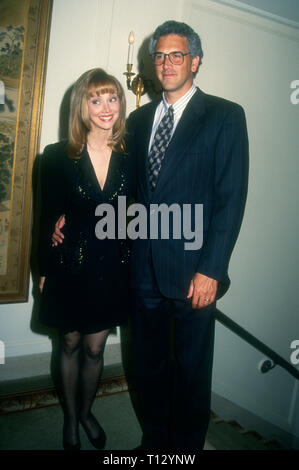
top-left (154, 34), bottom-right (199, 98)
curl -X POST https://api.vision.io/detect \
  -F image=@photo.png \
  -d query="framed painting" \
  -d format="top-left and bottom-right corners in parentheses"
top-left (0, 0), bottom-right (53, 302)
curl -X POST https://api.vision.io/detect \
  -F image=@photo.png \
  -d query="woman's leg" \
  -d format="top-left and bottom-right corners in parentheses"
top-left (79, 329), bottom-right (110, 440)
top-left (60, 330), bottom-right (82, 446)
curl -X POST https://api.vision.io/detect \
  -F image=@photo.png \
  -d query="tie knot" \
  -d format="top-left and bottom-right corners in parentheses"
top-left (167, 105), bottom-right (174, 117)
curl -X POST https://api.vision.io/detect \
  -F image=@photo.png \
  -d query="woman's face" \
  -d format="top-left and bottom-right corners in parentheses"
top-left (87, 92), bottom-right (120, 133)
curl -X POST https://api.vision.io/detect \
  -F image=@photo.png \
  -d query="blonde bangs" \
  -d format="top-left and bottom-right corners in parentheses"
top-left (87, 83), bottom-right (118, 98)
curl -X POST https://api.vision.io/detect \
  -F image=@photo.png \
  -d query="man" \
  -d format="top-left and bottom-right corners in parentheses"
top-left (126, 20), bottom-right (248, 450)
top-left (52, 20), bottom-right (248, 450)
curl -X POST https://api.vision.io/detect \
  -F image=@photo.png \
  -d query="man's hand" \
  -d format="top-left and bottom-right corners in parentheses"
top-left (187, 273), bottom-right (218, 309)
top-left (52, 214), bottom-right (65, 246)
top-left (39, 276), bottom-right (46, 293)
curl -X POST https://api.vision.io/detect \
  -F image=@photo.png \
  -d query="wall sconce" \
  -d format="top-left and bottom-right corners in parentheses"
top-left (123, 31), bottom-right (145, 108)
top-left (123, 31), bottom-right (160, 108)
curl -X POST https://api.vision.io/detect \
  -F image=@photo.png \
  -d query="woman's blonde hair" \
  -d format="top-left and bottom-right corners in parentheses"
top-left (68, 68), bottom-right (126, 158)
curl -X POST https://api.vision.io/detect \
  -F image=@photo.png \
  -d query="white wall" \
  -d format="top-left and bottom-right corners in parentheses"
top-left (0, 0), bottom-right (298, 445)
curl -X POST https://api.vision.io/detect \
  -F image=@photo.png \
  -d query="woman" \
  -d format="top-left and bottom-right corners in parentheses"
top-left (38, 68), bottom-right (133, 450)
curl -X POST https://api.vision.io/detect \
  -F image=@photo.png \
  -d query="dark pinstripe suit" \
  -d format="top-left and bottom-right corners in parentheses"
top-left (127, 87), bottom-right (249, 449)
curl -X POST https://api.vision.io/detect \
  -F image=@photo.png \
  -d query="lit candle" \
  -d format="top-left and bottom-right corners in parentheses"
top-left (127, 31), bottom-right (135, 65)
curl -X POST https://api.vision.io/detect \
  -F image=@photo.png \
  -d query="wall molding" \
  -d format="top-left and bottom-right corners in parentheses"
top-left (190, 0), bottom-right (299, 42)
top-left (210, 0), bottom-right (299, 31)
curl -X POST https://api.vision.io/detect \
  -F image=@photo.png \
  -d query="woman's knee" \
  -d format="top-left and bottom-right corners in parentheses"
top-left (83, 330), bottom-right (110, 360)
top-left (83, 344), bottom-right (104, 361)
top-left (62, 331), bottom-right (81, 355)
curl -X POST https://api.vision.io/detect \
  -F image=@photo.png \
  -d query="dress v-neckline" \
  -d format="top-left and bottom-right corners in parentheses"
top-left (86, 148), bottom-right (114, 193)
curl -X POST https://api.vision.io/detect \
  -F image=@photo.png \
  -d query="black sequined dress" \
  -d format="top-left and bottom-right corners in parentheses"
top-left (38, 141), bottom-right (134, 334)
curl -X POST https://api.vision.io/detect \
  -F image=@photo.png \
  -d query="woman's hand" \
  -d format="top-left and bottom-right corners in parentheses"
top-left (52, 214), bottom-right (65, 246)
top-left (39, 276), bottom-right (46, 293)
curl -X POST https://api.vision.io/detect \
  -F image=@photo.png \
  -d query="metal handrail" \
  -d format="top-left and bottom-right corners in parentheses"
top-left (215, 309), bottom-right (299, 380)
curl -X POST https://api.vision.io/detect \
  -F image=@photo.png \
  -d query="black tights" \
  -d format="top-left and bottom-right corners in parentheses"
top-left (59, 329), bottom-right (110, 445)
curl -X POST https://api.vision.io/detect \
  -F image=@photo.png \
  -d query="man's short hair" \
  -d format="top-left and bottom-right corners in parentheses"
top-left (149, 20), bottom-right (203, 69)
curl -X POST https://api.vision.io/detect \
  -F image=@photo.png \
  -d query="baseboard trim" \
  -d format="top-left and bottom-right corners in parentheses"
top-left (0, 370), bottom-right (128, 415)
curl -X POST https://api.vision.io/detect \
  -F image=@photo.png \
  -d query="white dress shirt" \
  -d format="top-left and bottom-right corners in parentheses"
top-left (148, 84), bottom-right (197, 153)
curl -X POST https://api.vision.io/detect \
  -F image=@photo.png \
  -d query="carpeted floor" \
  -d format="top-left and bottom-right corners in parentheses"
top-left (0, 391), bottom-right (142, 450)
top-left (0, 389), bottom-right (283, 451)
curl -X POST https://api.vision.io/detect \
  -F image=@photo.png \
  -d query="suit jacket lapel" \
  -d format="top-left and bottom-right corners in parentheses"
top-left (153, 88), bottom-right (206, 196)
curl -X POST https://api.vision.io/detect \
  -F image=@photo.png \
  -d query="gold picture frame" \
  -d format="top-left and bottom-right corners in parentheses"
top-left (0, 0), bottom-right (53, 303)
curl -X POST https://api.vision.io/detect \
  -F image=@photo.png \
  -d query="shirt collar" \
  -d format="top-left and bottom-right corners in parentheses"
top-left (162, 84), bottom-right (197, 115)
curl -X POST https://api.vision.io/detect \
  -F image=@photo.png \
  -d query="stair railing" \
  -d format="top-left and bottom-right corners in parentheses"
top-left (215, 309), bottom-right (299, 380)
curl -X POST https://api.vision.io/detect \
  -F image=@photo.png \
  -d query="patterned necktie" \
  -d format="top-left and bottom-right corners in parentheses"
top-left (148, 105), bottom-right (174, 191)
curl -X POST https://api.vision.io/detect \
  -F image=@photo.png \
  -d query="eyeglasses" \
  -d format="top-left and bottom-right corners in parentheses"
top-left (152, 51), bottom-right (190, 66)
